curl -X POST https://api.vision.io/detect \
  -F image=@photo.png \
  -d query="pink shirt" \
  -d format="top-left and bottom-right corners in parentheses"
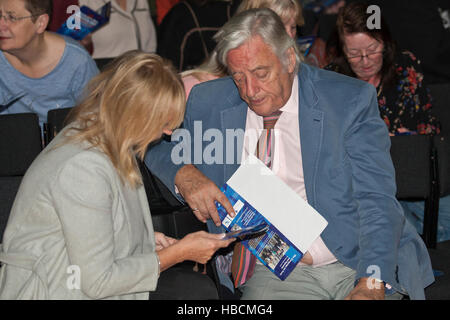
top-left (182, 73), bottom-right (220, 98)
top-left (242, 76), bottom-right (337, 268)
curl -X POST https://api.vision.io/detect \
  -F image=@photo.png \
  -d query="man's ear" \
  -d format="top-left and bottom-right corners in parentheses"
top-left (286, 47), bottom-right (296, 74)
top-left (35, 14), bottom-right (49, 34)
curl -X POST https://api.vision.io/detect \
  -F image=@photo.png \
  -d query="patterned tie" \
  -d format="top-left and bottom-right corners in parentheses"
top-left (231, 110), bottom-right (283, 288)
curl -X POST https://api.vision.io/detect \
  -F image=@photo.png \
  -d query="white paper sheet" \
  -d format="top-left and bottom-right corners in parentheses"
top-left (226, 154), bottom-right (328, 253)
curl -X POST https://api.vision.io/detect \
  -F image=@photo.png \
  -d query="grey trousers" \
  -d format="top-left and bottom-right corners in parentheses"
top-left (241, 262), bottom-right (403, 300)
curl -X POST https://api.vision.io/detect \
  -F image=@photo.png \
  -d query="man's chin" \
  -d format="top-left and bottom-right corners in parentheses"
top-left (249, 104), bottom-right (281, 117)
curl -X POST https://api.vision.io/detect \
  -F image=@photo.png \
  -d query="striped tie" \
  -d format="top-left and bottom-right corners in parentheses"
top-left (231, 110), bottom-right (283, 288)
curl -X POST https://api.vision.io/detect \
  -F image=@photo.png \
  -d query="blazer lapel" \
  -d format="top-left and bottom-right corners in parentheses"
top-left (221, 101), bottom-right (248, 182)
top-left (298, 65), bottom-right (323, 207)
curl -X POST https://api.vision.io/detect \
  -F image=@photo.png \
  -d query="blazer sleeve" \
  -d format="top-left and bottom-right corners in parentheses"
top-left (344, 83), bottom-right (405, 286)
top-left (144, 87), bottom-right (198, 202)
top-left (50, 151), bottom-right (159, 299)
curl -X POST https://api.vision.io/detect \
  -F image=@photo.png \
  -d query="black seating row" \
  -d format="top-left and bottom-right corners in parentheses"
top-left (0, 83), bottom-right (448, 297)
top-left (391, 83), bottom-right (450, 249)
top-left (0, 108), bottom-right (223, 298)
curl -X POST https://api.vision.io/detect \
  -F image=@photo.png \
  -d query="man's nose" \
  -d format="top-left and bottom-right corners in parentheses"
top-left (245, 76), bottom-right (260, 98)
top-left (0, 16), bottom-right (8, 28)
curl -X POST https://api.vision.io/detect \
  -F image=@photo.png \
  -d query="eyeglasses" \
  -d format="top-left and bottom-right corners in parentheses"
top-left (346, 51), bottom-right (384, 63)
top-left (0, 13), bottom-right (39, 24)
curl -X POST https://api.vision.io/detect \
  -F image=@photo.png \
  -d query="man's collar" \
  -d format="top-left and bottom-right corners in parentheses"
top-left (279, 75), bottom-right (299, 115)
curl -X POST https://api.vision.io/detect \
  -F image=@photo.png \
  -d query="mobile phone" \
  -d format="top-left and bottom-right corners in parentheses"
top-left (222, 223), bottom-right (269, 240)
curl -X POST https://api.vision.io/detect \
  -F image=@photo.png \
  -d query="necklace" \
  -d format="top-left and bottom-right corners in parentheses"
top-left (377, 84), bottom-right (383, 97)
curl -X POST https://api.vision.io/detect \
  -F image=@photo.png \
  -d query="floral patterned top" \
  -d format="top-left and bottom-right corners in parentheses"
top-left (325, 51), bottom-right (441, 135)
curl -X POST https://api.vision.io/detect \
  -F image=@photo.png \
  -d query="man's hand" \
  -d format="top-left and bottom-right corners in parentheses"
top-left (344, 277), bottom-right (385, 300)
top-left (175, 164), bottom-right (235, 226)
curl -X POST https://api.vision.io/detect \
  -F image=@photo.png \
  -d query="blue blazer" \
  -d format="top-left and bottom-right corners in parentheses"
top-left (146, 63), bottom-right (434, 299)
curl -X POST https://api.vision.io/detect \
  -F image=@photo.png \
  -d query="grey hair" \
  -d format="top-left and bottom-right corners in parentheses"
top-left (214, 8), bottom-right (302, 72)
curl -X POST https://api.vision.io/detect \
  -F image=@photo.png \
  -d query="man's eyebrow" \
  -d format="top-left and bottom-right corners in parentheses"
top-left (230, 66), bottom-right (269, 76)
top-left (250, 66), bottom-right (270, 73)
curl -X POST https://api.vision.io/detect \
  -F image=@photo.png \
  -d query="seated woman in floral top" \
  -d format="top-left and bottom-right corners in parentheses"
top-left (324, 2), bottom-right (450, 243)
top-left (324, 2), bottom-right (440, 136)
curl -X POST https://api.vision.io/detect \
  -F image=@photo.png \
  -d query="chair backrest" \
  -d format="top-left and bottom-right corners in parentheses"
top-left (390, 135), bottom-right (433, 199)
top-left (434, 135), bottom-right (450, 197)
top-left (94, 58), bottom-right (114, 71)
top-left (0, 113), bottom-right (42, 240)
top-left (429, 83), bottom-right (450, 136)
top-left (429, 83), bottom-right (450, 196)
top-left (44, 107), bottom-right (73, 146)
top-left (0, 176), bottom-right (23, 241)
top-left (0, 113), bottom-right (42, 176)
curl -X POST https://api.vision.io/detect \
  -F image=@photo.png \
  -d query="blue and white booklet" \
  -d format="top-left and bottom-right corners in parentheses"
top-left (216, 155), bottom-right (328, 280)
top-left (57, 2), bottom-right (111, 41)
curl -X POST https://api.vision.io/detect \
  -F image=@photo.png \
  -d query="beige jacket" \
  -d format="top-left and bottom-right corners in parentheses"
top-left (0, 131), bottom-right (159, 299)
top-left (79, 0), bottom-right (157, 59)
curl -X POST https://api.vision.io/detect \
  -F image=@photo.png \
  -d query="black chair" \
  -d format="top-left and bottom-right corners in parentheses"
top-left (428, 83), bottom-right (450, 249)
top-left (390, 83), bottom-right (450, 248)
top-left (43, 107), bottom-right (73, 146)
top-left (0, 113), bottom-right (42, 240)
top-left (390, 134), bottom-right (439, 248)
top-left (94, 58), bottom-right (114, 72)
top-left (429, 83), bottom-right (450, 198)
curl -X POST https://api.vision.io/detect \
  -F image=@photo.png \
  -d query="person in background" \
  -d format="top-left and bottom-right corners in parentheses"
top-left (0, 51), bottom-right (234, 300)
top-left (78, 0), bottom-right (157, 59)
top-left (325, 2), bottom-right (440, 136)
top-left (157, 0), bottom-right (239, 72)
top-left (0, 0), bottom-right (98, 129)
top-left (325, 2), bottom-right (450, 244)
top-left (299, 0), bottom-right (346, 68)
top-left (145, 8), bottom-right (434, 300)
top-left (236, 0), bottom-right (305, 39)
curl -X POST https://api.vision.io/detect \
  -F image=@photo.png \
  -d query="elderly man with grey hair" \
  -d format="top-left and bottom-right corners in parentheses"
top-left (145, 8), bottom-right (434, 300)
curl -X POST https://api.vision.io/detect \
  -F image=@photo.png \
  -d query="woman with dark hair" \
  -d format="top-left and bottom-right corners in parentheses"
top-left (325, 2), bottom-right (450, 243)
top-left (325, 2), bottom-right (440, 136)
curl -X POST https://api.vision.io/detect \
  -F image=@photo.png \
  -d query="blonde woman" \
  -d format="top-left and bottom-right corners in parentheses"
top-left (0, 51), bottom-right (234, 300)
top-left (236, 0), bottom-right (304, 38)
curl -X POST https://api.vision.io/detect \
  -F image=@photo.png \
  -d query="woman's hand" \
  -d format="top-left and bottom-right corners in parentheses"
top-left (157, 231), bottom-right (235, 272)
top-left (154, 232), bottom-right (178, 251)
top-left (178, 231), bottom-right (235, 264)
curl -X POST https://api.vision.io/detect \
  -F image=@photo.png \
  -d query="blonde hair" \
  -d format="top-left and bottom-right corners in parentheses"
top-left (65, 51), bottom-right (185, 188)
top-left (236, 0), bottom-right (305, 27)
